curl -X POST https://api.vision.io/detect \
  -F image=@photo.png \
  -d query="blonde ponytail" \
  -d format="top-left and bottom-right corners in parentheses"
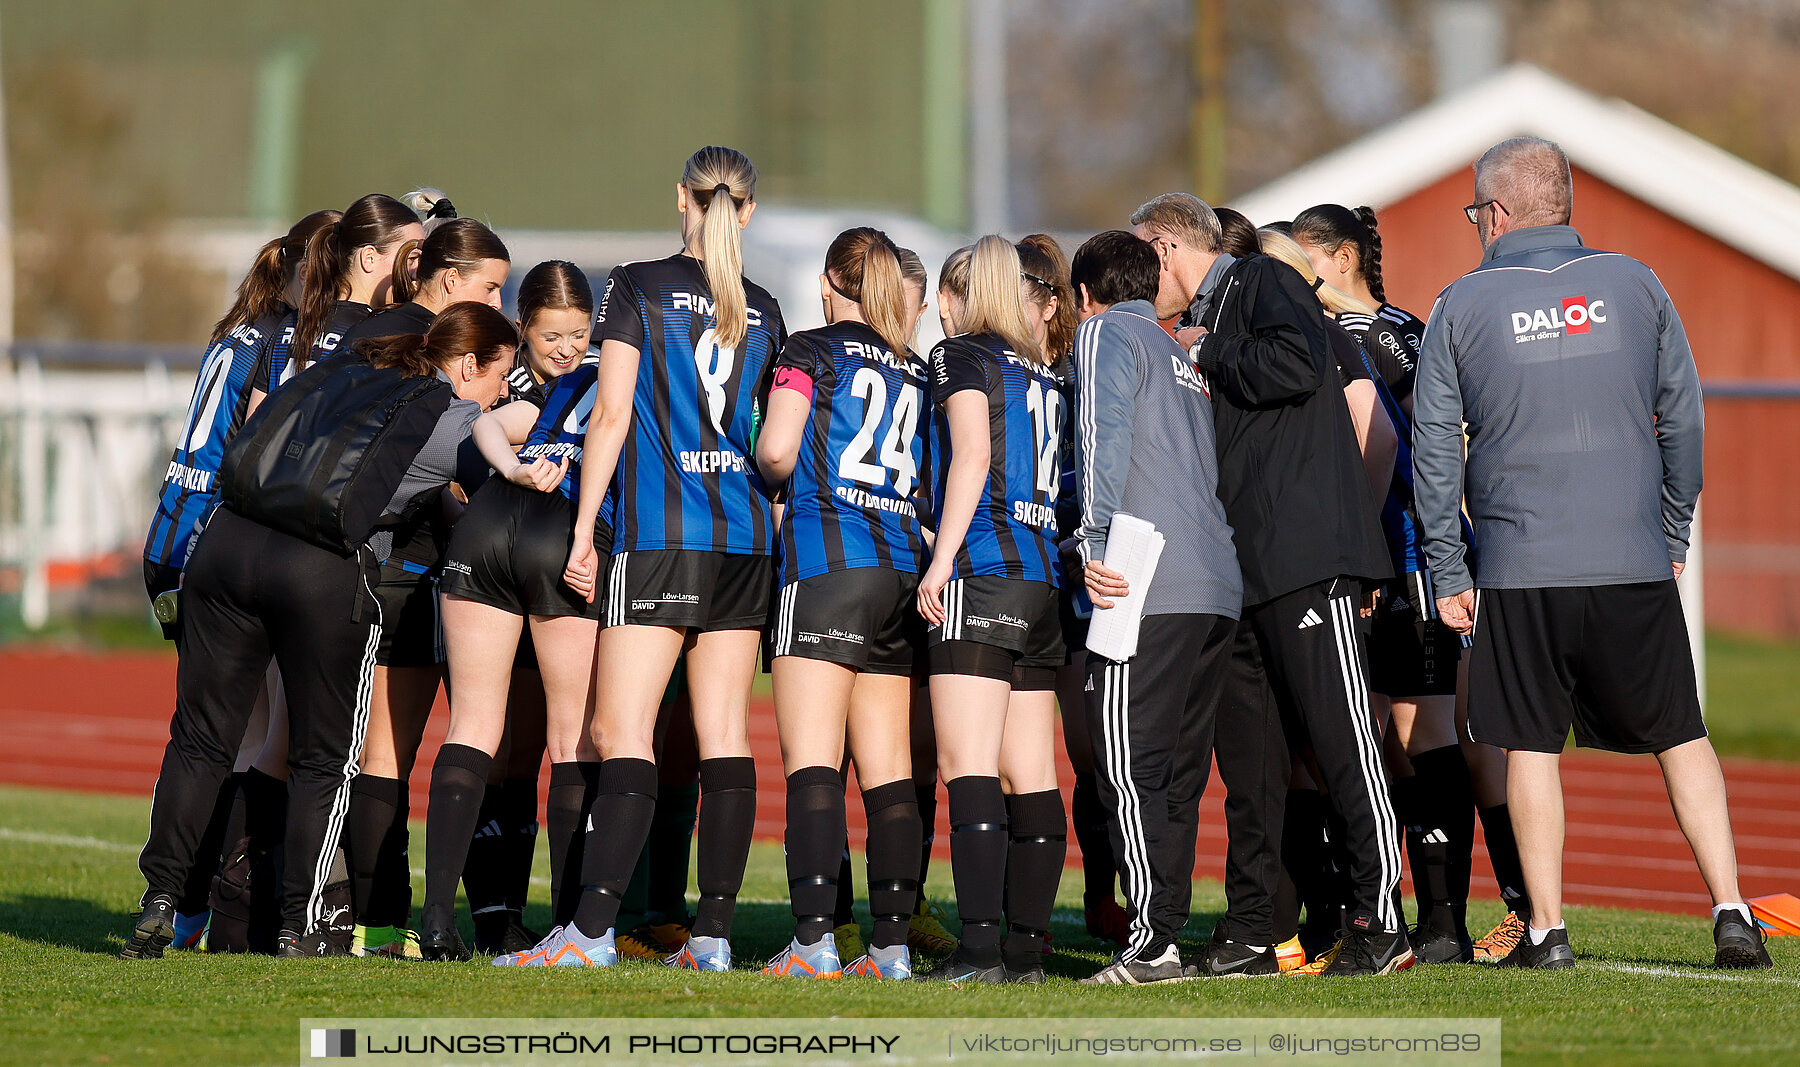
top-left (680, 146), bottom-right (757, 351)
top-left (823, 226), bottom-right (911, 355)
top-left (960, 235), bottom-right (1042, 365)
top-left (698, 184), bottom-right (746, 350)
top-left (1257, 228), bottom-right (1375, 318)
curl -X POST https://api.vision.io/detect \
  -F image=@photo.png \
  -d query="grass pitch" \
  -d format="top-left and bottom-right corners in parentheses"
top-left (0, 784), bottom-right (1795, 1067)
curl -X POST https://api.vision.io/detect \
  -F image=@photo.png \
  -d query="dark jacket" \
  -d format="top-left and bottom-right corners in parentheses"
top-left (1185, 254), bottom-right (1391, 606)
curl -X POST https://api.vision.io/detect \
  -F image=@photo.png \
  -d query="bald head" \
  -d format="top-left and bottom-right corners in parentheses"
top-left (1474, 137), bottom-right (1573, 228)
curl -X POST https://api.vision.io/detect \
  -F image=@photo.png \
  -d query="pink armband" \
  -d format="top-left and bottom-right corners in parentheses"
top-left (771, 365), bottom-right (815, 402)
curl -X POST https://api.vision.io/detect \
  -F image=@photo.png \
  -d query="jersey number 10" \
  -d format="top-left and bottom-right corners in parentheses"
top-left (838, 367), bottom-right (922, 498)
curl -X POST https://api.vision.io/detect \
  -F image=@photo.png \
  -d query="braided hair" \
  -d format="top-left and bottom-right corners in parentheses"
top-left (1293, 203), bottom-right (1387, 305)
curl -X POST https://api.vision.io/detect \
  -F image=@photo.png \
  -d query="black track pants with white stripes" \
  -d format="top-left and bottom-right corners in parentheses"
top-left (1084, 613), bottom-right (1236, 962)
top-left (1215, 576), bottom-right (1403, 941)
top-left (139, 507), bottom-right (379, 936)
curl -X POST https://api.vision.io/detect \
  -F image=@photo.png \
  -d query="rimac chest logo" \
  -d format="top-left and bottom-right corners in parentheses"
top-left (1511, 295), bottom-right (1606, 344)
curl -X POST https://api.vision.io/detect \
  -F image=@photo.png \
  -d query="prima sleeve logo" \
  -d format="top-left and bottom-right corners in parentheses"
top-left (1511, 295), bottom-right (1606, 343)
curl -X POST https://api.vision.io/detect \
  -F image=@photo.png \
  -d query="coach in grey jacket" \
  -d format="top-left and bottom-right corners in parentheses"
top-left (1065, 231), bottom-right (1242, 985)
top-left (1414, 136), bottom-right (1768, 971)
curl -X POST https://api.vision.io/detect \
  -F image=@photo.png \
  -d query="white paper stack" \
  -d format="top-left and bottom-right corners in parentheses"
top-left (1085, 513), bottom-right (1164, 662)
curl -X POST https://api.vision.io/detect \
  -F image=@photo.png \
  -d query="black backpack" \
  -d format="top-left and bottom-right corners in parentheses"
top-left (221, 355), bottom-right (453, 556)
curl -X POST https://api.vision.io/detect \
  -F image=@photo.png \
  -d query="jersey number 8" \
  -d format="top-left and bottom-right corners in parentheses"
top-left (838, 367), bottom-right (922, 498)
top-left (694, 328), bottom-right (737, 436)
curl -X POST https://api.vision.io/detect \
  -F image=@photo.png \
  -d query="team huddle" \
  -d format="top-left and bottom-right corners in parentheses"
top-left (122, 139), bottom-right (1772, 983)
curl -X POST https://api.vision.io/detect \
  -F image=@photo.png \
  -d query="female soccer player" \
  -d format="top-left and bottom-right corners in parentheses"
top-left (753, 227), bottom-right (928, 981)
top-left (498, 146), bottom-right (784, 972)
top-left (336, 218), bottom-right (511, 953)
top-left (915, 236), bottom-right (1068, 985)
top-left (410, 263), bottom-right (600, 960)
top-left (138, 208), bottom-right (341, 948)
top-left (1293, 205), bottom-right (1524, 962)
top-left (127, 303), bottom-right (516, 959)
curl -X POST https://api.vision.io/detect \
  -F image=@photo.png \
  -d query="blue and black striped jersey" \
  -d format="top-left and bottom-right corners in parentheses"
top-left (774, 321), bottom-right (929, 586)
top-left (595, 253), bottom-right (785, 556)
top-left (143, 308), bottom-right (288, 568)
top-left (928, 333), bottom-right (1065, 586)
top-left (517, 359), bottom-right (614, 546)
top-left (255, 300), bottom-right (374, 394)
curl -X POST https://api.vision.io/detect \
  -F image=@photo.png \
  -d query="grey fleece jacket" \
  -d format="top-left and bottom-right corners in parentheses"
top-left (1412, 225), bottom-right (1704, 595)
top-left (1070, 299), bottom-right (1242, 619)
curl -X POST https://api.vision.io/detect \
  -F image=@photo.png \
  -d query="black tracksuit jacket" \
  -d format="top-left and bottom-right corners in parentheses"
top-left (1184, 255), bottom-right (1391, 606)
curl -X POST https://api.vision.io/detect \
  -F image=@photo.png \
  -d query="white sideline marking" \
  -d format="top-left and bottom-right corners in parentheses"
top-left (0, 827), bottom-right (138, 853)
top-left (1591, 961), bottom-right (1800, 986)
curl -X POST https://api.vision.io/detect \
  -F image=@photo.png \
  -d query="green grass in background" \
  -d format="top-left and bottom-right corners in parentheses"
top-left (0, 785), bottom-right (1795, 1067)
top-left (1703, 631), bottom-right (1800, 761)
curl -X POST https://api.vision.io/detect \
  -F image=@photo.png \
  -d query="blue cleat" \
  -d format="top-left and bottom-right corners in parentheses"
top-left (493, 925), bottom-right (617, 968)
top-left (667, 934), bottom-right (732, 972)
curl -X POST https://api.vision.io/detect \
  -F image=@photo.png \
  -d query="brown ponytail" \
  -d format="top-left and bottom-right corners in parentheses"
top-left (356, 301), bottom-right (518, 379)
top-left (1017, 233), bottom-right (1075, 362)
top-left (209, 209), bottom-right (338, 347)
top-left (822, 227), bottom-right (911, 355)
top-left (292, 193), bottom-right (419, 367)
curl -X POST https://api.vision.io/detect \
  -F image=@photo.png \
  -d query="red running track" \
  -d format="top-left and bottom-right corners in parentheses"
top-left (3, 648), bottom-right (1796, 916)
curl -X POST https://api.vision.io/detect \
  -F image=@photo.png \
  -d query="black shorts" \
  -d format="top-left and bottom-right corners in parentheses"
top-left (926, 576), bottom-right (1064, 676)
top-left (1467, 581), bottom-right (1706, 755)
top-left (770, 569), bottom-right (923, 675)
top-left (603, 549), bottom-right (772, 631)
top-left (373, 561), bottom-right (443, 668)
top-left (1368, 605), bottom-right (1463, 698)
top-left (440, 480), bottom-right (600, 622)
top-left (1059, 585), bottom-right (1093, 663)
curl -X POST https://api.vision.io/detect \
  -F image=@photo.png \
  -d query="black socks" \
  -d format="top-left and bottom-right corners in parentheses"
top-left (946, 775), bottom-right (1007, 967)
top-left (693, 757), bottom-right (757, 939)
top-left (783, 767), bottom-right (844, 945)
top-left (1002, 789), bottom-right (1066, 972)
top-left (1070, 771), bottom-right (1116, 909)
top-left (499, 777), bottom-right (540, 916)
top-left (423, 744), bottom-right (491, 926)
top-left (1282, 788), bottom-right (1337, 934)
top-left (1405, 745), bottom-right (1477, 932)
top-left (573, 758), bottom-right (659, 938)
top-left (862, 780), bottom-right (923, 950)
top-left (461, 784), bottom-right (508, 925)
top-left (648, 780), bottom-right (701, 920)
top-left (545, 761), bottom-right (592, 927)
top-left (348, 774), bottom-right (404, 925)
top-left (915, 777), bottom-right (938, 896)
top-left (1479, 802), bottom-right (1530, 915)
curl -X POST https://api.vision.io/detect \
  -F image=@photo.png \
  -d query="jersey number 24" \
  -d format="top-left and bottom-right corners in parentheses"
top-left (838, 367), bottom-right (922, 498)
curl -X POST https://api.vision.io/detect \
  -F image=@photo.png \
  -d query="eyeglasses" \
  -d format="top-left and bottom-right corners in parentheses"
top-left (1464, 199), bottom-right (1509, 225)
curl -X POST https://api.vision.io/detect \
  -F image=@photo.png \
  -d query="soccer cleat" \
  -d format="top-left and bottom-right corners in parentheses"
top-left (916, 950), bottom-right (1006, 985)
top-left (419, 905), bottom-right (473, 962)
top-left (1003, 962), bottom-right (1047, 985)
top-left (618, 916), bottom-right (693, 960)
top-left (667, 934), bottom-right (732, 972)
top-left (1084, 899), bottom-right (1131, 947)
top-left (908, 900), bottom-right (958, 956)
top-left (1082, 944), bottom-right (1189, 986)
top-left (353, 924), bottom-right (422, 959)
top-left (1192, 938), bottom-right (1280, 978)
top-left (761, 933), bottom-right (843, 979)
top-left (846, 944), bottom-right (913, 980)
top-left (1473, 911), bottom-right (1527, 962)
top-left (171, 909), bottom-right (209, 950)
top-left (1275, 935), bottom-right (1306, 973)
top-left (1298, 917), bottom-right (1342, 962)
top-left (833, 922), bottom-right (866, 964)
top-left (493, 925), bottom-right (617, 968)
top-left (1288, 939), bottom-right (1341, 976)
top-left (1713, 910), bottom-right (1773, 970)
top-left (473, 910), bottom-right (542, 956)
top-left (1410, 912), bottom-right (1475, 964)
top-left (1497, 925), bottom-right (1576, 970)
top-left (1320, 914), bottom-right (1415, 977)
top-left (121, 893), bottom-right (177, 960)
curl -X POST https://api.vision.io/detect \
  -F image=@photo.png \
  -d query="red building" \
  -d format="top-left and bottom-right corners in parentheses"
top-left (1235, 65), bottom-right (1800, 638)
